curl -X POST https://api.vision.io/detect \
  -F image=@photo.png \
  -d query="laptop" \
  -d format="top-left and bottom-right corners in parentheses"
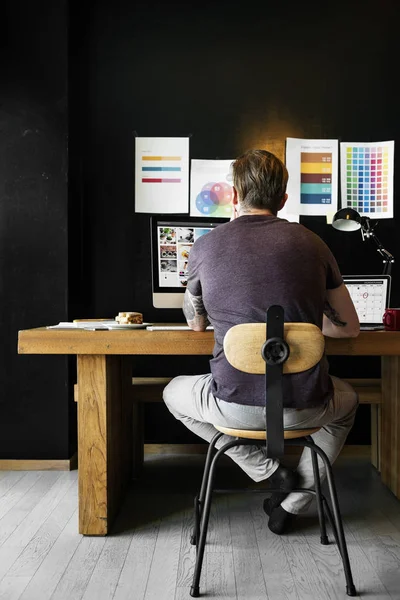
top-left (342, 275), bottom-right (391, 330)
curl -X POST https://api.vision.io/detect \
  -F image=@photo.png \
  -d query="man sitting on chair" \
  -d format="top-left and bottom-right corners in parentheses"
top-left (163, 149), bottom-right (360, 534)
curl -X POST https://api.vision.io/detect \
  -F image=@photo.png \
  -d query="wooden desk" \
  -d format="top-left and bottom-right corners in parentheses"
top-left (18, 327), bottom-right (400, 535)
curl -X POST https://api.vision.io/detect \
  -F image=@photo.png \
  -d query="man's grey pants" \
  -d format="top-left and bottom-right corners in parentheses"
top-left (163, 374), bottom-right (358, 514)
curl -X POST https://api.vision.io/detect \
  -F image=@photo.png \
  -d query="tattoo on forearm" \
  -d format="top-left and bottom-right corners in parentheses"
top-left (183, 289), bottom-right (209, 328)
top-left (324, 301), bottom-right (347, 327)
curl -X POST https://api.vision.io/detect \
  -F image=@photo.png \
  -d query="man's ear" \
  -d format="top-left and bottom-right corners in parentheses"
top-left (232, 186), bottom-right (238, 207)
top-left (277, 193), bottom-right (288, 212)
top-left (231, 187), bottom-right (239, 220)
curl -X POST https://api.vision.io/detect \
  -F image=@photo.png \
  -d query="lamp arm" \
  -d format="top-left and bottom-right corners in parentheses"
top-left (368, 231), bottom-right (395, 263)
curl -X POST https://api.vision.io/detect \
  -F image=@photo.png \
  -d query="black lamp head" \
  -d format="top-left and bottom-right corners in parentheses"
top-left (332, 208), bottom-right (362, 232)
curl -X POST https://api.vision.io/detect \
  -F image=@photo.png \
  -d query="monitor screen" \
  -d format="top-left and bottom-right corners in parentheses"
top-left (150, 216), bottom-right (227, 308)
top-left (342, 275), bottom-right (391, 325)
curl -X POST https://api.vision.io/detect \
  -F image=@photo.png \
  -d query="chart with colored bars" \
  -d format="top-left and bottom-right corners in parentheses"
top-left (343, 144), bottom-right (391, 216)
top-left (135, 137), bottom-right (189, 214)
top-left (141, 155), bottom-right (182, 184)
top-left (300, 152), bottom-right (332, 205)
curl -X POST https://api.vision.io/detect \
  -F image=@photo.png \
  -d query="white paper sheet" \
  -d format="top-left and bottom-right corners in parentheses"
top-left (47, 321), bottom-right (150, 329)
top-left (135, 137), bottom-right (189, 213)
top-left (285, 138), bottom-right (339, 216)
top-left (340, 141), bottom-right (394, 219)
top-left (190, 159), bottom-right (234, 218)
top-left (277, 208), bottom-right (300, 223)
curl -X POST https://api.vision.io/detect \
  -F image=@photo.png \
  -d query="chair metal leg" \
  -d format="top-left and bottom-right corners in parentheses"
top-left (307, 436), bottom-right (329, 545)
top-left (190, 435), bottom-right (357, 597)
top-left (191, 494), bottom-right (200, 546)
top-left (308, 443), bottom-right (357, 597)
top-left (190, 432), bottom-right (223, 546)
top-left (190, 439), bottom-right (243, 598)
top-left (322, 496), bottom-right (340, 549)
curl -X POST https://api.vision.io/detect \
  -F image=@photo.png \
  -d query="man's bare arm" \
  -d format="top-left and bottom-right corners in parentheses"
top-left (183, 288), bottom-right (210, 331)
top-left (323, 300), bottom-right (347, 327)
top-left (322, 284), bottom-right (359, 338)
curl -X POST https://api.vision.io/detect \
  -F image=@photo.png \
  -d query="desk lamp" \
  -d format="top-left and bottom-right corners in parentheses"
top-left (332, 208), bottom-right (395, 276)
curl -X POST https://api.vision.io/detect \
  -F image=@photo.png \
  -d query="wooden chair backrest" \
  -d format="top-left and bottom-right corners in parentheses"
top-left (223, 322), bottom-right (325, 375)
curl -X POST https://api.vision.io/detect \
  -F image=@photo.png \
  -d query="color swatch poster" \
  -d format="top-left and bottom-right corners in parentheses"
top-left (135, 137), bottom-right (189, 213)
top-left (190, 159), bottom-right (234, 218)
top-left (340, 141), bottom-right (394, 219)
top-left (285, 138), bottom-right (339, 216)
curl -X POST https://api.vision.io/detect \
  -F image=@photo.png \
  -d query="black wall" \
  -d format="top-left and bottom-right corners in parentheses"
top-left (73, 0), bottom-right (399, 317)
top-left (1, 1), bottom-right (399, 458)
top-left (0, 1), bottom-right (71, 459)
top-left (71, 0), bottom-right (399, 445)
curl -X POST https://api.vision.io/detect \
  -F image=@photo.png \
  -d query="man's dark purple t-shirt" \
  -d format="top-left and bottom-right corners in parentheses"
top-left (186, 215), bottom-right (343, 409)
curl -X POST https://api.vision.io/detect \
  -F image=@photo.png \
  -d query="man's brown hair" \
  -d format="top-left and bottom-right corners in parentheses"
top-left (232, 149), bottom-right (288, 214)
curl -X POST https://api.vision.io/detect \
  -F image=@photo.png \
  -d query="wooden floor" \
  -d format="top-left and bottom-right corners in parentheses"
top-left (0, 454), bottom-right (400, 600)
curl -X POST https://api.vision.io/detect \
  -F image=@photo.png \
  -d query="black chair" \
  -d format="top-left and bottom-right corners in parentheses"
top-left (189, 305), bottom-right (356, 597)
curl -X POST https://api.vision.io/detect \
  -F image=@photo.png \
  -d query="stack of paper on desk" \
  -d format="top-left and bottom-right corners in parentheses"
top-left (47, 320), bottom-right (151, 330)
top-left (47, 321), bottom-right (112, 329)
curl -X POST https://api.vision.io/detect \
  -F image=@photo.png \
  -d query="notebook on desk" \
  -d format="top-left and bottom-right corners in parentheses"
top-left (342, 275), bottom-right (391, 330)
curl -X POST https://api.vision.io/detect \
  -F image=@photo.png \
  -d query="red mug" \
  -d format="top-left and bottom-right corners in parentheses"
top-left (383, 308), bottom-right (400, 331)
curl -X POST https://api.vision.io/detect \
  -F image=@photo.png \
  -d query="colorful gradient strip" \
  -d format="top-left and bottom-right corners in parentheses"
top-left (301, 153), bottom-right (332, 163)
top-left (142, 167), bottom-right (181, 171)
top-left (301, 183), bottom-right (332, 194)
top-left (301, 194), bottom-right (331, 204)
top-left (142, 178), bottom-right (181, 183)
top-left (142, 156), bottom-right (181, 161)
top-left (301, 173), bottom-right (332, 183)
top-left (301, 163), bottom-right (332, 174)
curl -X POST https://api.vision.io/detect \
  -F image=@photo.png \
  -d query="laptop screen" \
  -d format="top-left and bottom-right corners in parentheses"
top-left (342, 275), bottom-right (391, 326)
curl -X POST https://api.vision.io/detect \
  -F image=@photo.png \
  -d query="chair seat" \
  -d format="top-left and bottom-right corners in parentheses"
top-left (215, 425), bottom-right (321, 440)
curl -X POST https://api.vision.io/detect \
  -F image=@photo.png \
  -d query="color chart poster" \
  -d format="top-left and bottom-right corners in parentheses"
top-left (285, 138), bottom-right (339, 216)
top-left (340, 141), bottom-right (394, 219)
top-left (190, 159), bottom-right (234, 218)
top-left (135, 137), bottom-right (189, 213)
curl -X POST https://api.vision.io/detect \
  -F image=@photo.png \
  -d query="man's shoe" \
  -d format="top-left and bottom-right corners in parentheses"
top-left (263, 465), bottom-right (298, 516)
top-left (268, 505), bottom-right (297, 535)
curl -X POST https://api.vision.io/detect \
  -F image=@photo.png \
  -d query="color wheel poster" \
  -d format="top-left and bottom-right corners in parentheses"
top-left (285, 138), bottom-right (339, 216)
top-left (340, 141), bottom-right (394, 219)
top-left (190, 159), bottom-right (234, 218)
top-left (135, 137), bottom-right (189, 213)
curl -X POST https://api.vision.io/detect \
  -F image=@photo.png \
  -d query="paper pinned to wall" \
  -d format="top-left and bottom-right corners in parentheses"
top-left (340, 141), bottom-right (394, 219)
top-left (285, 138), bottom-right (339, 216)
top-left (190, 159), bottom-right (234, 218)
top-left (135, 137), bottom-right (189, 213)
top-left (277, 207), bottom-right (300, 223)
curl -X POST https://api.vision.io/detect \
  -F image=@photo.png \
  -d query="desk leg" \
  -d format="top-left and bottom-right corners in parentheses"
top-left (77, 354), bottom-right (133, 535)
top-left (381, 356), bottom-right (400, 499)
top-left (132, 400), bottom-right (144, 478)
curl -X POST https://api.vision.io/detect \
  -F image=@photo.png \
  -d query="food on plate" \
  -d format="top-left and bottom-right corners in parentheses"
top-left (115, 312), bottom-right (143, 324)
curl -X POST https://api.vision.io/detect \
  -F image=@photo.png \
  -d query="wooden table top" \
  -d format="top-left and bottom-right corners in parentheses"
top-left (17, 325), bottom-right (400, 356)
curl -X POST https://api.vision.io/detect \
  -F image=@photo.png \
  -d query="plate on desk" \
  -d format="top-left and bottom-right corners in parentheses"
top-left (105, 322), bottom-right (153, 329)
top-left (82, 322), bottom-right (153, 330)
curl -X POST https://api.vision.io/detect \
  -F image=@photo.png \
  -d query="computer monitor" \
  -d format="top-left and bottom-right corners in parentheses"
top-left (150, 216), bottom-right (227, 308)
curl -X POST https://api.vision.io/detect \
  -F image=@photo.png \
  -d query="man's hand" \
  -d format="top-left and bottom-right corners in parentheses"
top-left (183, 288), bottom-right (210, 331)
